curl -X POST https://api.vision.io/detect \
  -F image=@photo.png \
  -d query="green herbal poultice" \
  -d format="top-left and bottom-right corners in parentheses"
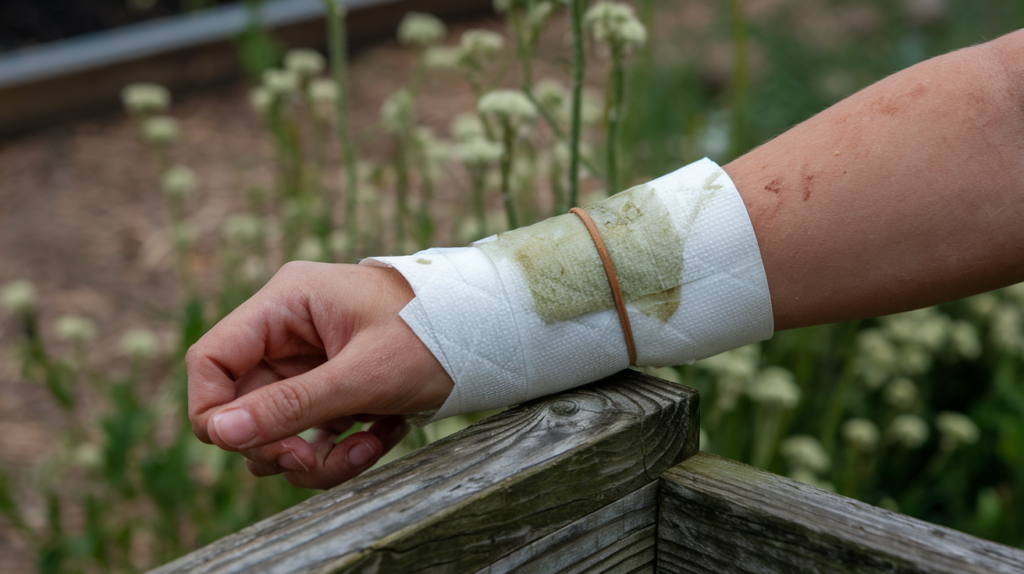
top-left (481, 183), bottom-right (684, 323)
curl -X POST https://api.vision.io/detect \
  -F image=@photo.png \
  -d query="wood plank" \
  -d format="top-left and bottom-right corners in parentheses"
top-left (151, 371), bottom-right (698, 574)
top-left (657, 452), bottom-right (1024, 574)
top-left (477, 481), bottom-right (658, 574)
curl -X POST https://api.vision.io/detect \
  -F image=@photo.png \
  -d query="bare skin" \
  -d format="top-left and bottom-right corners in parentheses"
top-left (187, 31), bottom-right (1024, 489)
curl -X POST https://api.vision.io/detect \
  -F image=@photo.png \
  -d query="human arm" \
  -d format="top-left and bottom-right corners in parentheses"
top-left (186, 31), bottom-right (1024, 489)
top-left (728, 29), bottom-right (1024, 330)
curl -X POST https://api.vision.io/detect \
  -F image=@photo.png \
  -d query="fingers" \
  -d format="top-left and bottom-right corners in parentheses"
top-left (284, 417), bottom-right (410, 490)
top-left (187, 264), bottom-right (331, 443)
top-left (203, 314), bottom-right (449, 453)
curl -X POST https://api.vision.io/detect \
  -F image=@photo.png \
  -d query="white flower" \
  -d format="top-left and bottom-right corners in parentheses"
top-left (120, 329), bottom-right (160, 360)
top-left (969, 292), bottom-right (999, 318)
top-left (882, 308), bottom-right (949, 352)
top-left (423, 46), bottom-right (462, 69)
top-left (842, 418), bottom-right (880, 453)
top-left (121, 82), bottom-right (170, 114)
top-left (162, 166), bottom-right (198, 199)
top-left (697, 344), bottom-right (759, 381)
top-left (55, 315), bottom-right (96, 344)
top-left (887, 414), bottom-right (930, 449)
top-left (141, 116), bottom-right (179, 145)
top-left (262, 68), bottom-right (299, 95)
top-left (295, 237), bottom-right (326, 262)
top-left (781, 435), bottom-right (831, 474)
top-left (747, 366), bottom-right (800, 409)
top-left (884, 377), bottom-right (918, 410)
top-left (534, 79), bottom-right (568, 114)
top-left (460, 29), bottom-right (504, 59)
top-left (584, 1), bottom-right (648, 50)
top-left (284, 49), bottom-right (326, 77)
top-left (250, 86), bottom-right (274, 114)
top-left (855, 328), bottom-right (897, 389)
top-left (308, 78), bottom-right (338, 103)
top-left (455, 137), bottom-right (504, 166)
top-left (450, 113), bottom-right (486, 140)
top-left (991, 304), bottom-right (1024, 353)
top-left (329, 229), bottom-right (350, 255)
top-left (2, 280), bottom-right (36, 315)
top-left (398, 12), bottom-right (447, 47)
top-left (948, 320), bottom-right (981, 360)
top-left (936, 411), bottom-right (979, 451)
top-left (478, 89), bottom-right (537, 122)
top-left (381, 89), bottom-right (414, 133)
top-left (222, 214), bottom-right (266, 243)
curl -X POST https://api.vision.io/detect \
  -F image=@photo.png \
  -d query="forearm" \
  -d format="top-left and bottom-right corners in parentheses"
top-left (726, 30), bottom-right (1024, 331)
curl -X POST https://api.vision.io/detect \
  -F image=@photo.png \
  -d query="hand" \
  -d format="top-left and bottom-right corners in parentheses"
top-left (186, 261), bottom-right (454, 489)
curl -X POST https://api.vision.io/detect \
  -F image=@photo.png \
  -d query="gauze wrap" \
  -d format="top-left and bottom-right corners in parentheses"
top-left (363, 158), bottom-right (773, 422)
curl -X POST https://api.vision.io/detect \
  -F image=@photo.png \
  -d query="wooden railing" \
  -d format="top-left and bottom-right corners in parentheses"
top-left (152, 371), bottom-right (1024, 574)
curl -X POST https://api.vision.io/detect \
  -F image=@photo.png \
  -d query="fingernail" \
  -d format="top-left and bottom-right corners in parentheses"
top-left (213, 409), bottom-right (257, 448)
top-left (348, 443), bottom-right (376, 468)
top-left (276, 448), bottom-right (309, 472)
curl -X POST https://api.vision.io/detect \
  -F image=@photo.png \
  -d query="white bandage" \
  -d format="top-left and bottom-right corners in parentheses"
top-left (364, 158), bottom-right (773, 421)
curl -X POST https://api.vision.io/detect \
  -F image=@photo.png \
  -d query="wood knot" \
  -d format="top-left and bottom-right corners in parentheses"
top-left (549, 400), bottom-right (579, 416)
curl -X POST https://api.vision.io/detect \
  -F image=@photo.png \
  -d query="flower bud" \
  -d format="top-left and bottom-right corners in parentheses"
top-left (478, 89), bottom-right (537, 122)
top-left (423, 46), bottom-right (462, 69)
top-left (262, 68), bottom-right (299, 96)
top-left (55, 315), bottom-right (97, 344)
top-left (842, 418), bottom-right (880, 453)
top-left (781, 434), bottom-right (831, 474)
top-left (747, 366), bottom-right (800, 409)
top-left (250, 86), bottom-right (274, 114)
top-left (121, 82), bottom-right (171, 114)
top-left (2, 280), bottom-right (36, 316)
top-left (884, 377), bottom-right (918, 410)
top-left (887, 414), bottom-right (930, 449)
top-left (381, 90), bottom-right (414, 133)
top-left (162, 166), bottom-right (198, 199)
top-left (120, 329), bottom-right (160, 360)
top-left (397, 12), bottom-right (447, 48)
top-left (284, 49), bottom-right (326, 77)
top-left (455, 137), bottom-right (504, 166)
top-left (141, 116), bottom-right (179, 145)
top-left (584, 2), bottom-right (648, 51)
top-left (460, 29), bottom-right (504, 59)
top-left (936, 411), bottom-right (979, 451)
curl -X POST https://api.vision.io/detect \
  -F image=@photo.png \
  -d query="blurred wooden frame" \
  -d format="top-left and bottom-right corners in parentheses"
top-left (0, 0), bottom-right (493, 139)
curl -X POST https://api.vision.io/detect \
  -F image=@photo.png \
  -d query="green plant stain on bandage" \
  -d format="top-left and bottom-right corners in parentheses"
top-left (480, 183), bottom-right (685, 323)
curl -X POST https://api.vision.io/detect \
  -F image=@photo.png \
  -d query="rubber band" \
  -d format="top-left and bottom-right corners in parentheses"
top-left (569, 207), bottom-right (637, 366)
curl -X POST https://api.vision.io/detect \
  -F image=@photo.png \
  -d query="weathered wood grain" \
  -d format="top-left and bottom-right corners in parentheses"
top-left (657, 452), bottom-right (1024, 574)
top-left (477, 481), bottom-right (658, 574)
top-left (151, 371), bottom-right (698, 574)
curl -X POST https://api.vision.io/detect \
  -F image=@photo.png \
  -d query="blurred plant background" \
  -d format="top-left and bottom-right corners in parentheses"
top-left (2, 0), bottom-right (1024, 571)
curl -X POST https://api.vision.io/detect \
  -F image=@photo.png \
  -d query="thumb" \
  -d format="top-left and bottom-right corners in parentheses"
top-left (205, 320), bottom-right (450, 451)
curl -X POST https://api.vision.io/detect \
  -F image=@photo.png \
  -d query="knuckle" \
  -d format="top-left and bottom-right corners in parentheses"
top-left (269, 381), bottom-right (313, 427)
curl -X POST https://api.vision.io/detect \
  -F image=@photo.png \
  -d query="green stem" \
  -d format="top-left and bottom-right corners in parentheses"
top-left (729, 0), bottom-right (749, 159)
top-left (568, 0), bottom-right (586, 208)
top-left (606, 50), bottom-right (625, 195)
top-left (751, 406), bottom-right (782, 469)
top-left (499, 120), bottom-right (519, 230)
top-left (394, 135), bottom-right (410, 252)
top-left (324, 0), bottom-right (360, 260)
top-left (471, 169), bottom-right (487, 239)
